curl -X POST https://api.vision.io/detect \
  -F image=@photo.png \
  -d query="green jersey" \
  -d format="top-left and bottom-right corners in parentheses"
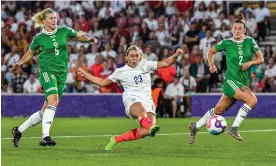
top-left (30, 26), bottom-right (77, 74)
top-left (215, 36), bottom-right (260, 85)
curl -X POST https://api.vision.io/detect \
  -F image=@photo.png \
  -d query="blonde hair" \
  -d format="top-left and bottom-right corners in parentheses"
top-left (126, 45), bottom-right (144, 59)
top-left (32, 8), bottom-right (55, 28)
top-left (231, 13), bottom-right (246, 28)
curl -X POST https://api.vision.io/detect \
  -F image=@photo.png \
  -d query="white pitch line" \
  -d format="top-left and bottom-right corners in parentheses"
top-left (2, 129), bottom-right (276, 140)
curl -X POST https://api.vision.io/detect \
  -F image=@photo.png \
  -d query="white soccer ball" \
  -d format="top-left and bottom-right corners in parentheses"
top-left (206, 115), bottom-right (227, 135)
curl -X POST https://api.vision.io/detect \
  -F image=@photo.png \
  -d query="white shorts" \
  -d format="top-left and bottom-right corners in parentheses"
top-left (123, 96), bottom-right (156, 119)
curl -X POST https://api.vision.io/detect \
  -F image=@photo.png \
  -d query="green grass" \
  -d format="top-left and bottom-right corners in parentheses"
top-left (2, 118), bottom-right (276, 166)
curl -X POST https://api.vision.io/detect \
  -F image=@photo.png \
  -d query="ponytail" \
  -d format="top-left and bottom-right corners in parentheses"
top-left (32, 8), bottom-right (55, 28)
top-left (231, 13), bottom-right (246, 28)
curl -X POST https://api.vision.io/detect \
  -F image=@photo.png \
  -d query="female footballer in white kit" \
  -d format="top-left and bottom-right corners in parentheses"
top-left (77, 45), bottom-right (183, 150)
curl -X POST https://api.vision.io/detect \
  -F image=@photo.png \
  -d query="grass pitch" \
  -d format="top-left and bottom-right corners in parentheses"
top-left (2, 117), bottom-right (276, 166)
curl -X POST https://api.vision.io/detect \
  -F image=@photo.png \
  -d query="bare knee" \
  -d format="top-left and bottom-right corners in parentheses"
top-left (48, 100), bottom-right (59, 107)
top-left (130, 103), bottom-right (146, 119)
top-left (245, 95), bottom-right (257, 108)
top-left (240, 87), bottom-right (257, 107)
top-left (47, 95), bottom-right (59, 107)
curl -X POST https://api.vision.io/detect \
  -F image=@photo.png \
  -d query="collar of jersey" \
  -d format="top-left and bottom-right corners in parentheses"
top-left (42, 28), bottom-right (57, 35)
top-left (231, 37), bottom-right (245, 44)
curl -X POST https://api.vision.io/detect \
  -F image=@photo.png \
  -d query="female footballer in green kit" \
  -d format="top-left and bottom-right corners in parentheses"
top-left (11, 8), bottom-right (98, 147)
top-left (188, 13), bottom-right (264, 144)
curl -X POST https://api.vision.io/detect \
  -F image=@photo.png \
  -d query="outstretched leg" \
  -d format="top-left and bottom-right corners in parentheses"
top-left (188, 95), bottom-right (234, 144)
top-left (105, 103), bottom-right (159, 150)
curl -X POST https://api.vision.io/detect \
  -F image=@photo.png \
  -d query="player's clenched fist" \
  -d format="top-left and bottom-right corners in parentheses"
top-left (77, 68), bottom-right (85, 76)
top-left (242, 61), bottom-right (252, 71)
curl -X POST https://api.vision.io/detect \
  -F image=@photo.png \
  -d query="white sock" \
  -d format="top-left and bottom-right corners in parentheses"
top-left (232, 104), bottom-right (251, 127)
top-left (42, 105), bottom-right (56, 138)
top-left (18, 110), bottom-right (43, 133)
top-left (196, 108), bottom-right (216, 129)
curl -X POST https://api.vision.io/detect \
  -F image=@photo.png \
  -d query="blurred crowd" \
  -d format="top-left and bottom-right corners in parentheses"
top-left (1, 1), bottom-right (276, 117)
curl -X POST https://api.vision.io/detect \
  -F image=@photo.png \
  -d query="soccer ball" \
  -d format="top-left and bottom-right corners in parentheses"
top-left (206, 115), bottom-right (227, 135)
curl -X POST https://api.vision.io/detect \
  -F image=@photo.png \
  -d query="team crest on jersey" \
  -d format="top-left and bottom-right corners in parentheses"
top-left (51, 75), bottom-right (55, 79)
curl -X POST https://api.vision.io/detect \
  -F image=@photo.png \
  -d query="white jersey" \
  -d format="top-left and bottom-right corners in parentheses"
top-left (108, 59), bottom-right (157, 113)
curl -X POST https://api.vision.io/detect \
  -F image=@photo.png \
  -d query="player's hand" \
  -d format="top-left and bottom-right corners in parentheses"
top-left (77, 68), bottom-right (86, 77)
top-left (242, 61), bottom-right (252, 71)
top-left (10, 62), bottom-right (20, 72)
top-left (209, 65), bottom-right (218, 73)
top-left (175, 48), bottom-right (184, 56)
top-left (90, 37), bottom-right (98, 44)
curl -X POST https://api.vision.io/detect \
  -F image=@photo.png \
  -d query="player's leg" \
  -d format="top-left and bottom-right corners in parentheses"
top-left (188, 95), bottom-right (234, 144)
top-left (129, 102), bottom-right (160, 137)
top-left (105, 103), bottom-right (159, 150)
top-left (12, 101), bottom-right (48, 147)
top-left (229, 85), bottom-right (257, 141)
top-left (17, 101), bottom-right (47, 132)
top-left (39, 72), bottom-right (60, 146)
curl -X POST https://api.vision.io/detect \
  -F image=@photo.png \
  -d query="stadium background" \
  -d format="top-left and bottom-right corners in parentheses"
top-left (1, 1), bottom-right (276, 166)
top-left (2, 0), bottom-right (276, 118)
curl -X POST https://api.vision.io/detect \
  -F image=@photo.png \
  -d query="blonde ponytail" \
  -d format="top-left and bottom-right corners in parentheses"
top-left (32, 8), bottom-right (55, 28)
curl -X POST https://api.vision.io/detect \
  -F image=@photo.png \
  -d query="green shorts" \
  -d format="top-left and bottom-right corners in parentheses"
top-left (222, 79), bottom-right (246, 98)
top-left (39, 71), bottom-right (67, 100)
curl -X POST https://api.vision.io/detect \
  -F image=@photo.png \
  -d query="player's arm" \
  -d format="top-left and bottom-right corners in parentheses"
top-left (207, 46), bottom-right (218, 73)
top-left (76, 32), bottom-right (98, 43)
top-left (11, 49), bottom-right (34, 71)
top-left (157, 48), bottom-right (183, 69)
top-left (250, 50), bottom-right (264, 65)
top-left (242, 50), bottom-right (264, 71)
top-left (77, 68), bottom-right (112, 86)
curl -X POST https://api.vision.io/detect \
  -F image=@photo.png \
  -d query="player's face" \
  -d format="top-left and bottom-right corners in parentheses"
top-left (43, 12), bottom-right (57, 30)
top-left (232, 23), bottom-right (246, 40)
top-left (126, 50), bottom-right (141, 68)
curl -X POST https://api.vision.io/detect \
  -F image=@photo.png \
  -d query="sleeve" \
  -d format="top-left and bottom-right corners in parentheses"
top-left (29, 36), bottom-right (39, 51)
top-left (108, 69), bottom-right (119, 82)
top-left (145, 60), bottom-right (158, 72)
top-left (251, 38), bottom-right (260, 53)
top-left (64, 26), bottom-right (77, 38)
top-left (214, 39), bottom-right (226, 52)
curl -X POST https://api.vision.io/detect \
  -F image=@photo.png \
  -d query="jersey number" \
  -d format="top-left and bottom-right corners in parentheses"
top-left (53, 42), bottom-right (59, 56)
top-left (134, 75), bottom-right (143, 84)
top-left (239, 56), bottom-right (243, 65)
